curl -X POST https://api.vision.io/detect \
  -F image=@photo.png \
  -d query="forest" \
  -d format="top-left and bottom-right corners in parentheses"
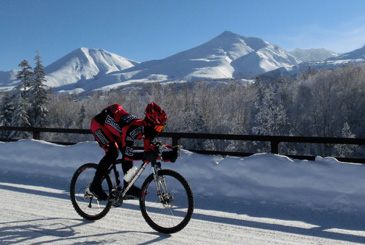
top-left (1, 56), bottom-right (365, 159)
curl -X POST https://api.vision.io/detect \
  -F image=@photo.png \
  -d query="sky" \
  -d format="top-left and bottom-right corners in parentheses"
top-left (1, 0), bottom-right (365, 71)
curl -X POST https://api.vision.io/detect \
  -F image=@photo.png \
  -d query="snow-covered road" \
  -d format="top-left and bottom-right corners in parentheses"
top-left (2, 140), bottom-right (365, 244)
top-left (2, 182), bottom-right (365, 244)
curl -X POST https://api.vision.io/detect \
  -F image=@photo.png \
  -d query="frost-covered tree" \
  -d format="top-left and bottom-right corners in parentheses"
top-left (335, 122), bottom-right (358, 157)
top-left (0, 92), bottom-right (15, 138)
top-left (29, 50), bottom-right (48, 127)
top-left (0, 92), bottom-right (15, 126)
top-left (252, 84), bottom-right (289, 136)
top-left (77, 104), bottom-right (86, 128)
top-left (10, 94), bottom-right (30, 138)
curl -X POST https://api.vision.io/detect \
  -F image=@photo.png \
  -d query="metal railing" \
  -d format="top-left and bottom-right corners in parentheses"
top-left (0, 126), bottom-right (364, 163)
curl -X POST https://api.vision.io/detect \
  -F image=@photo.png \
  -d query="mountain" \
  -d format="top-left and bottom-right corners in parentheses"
top-left (118, 31), bottom-right (300, 81)
top-left (0, 70), bottom-right (19, 91)
top-left (327, 45), bottom-right (365, 60)
top-left (261, 45), bottom-right (365, 80)
top-left (45, 48), bottom-right (139, 93)
top-left (289, 48), bottom-right (338, 62)
top-left (0, 31), bottom-right (364, 94)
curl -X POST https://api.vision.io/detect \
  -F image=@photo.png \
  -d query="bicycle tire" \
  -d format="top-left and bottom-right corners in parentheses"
top-left (140, 169), bottom-right (194, 233)
top-left (70, 163), bottom-right (113, 220)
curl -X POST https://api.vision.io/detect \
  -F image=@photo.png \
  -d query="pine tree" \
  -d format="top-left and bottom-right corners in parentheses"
top-left (0, 92), bottom-right (15, 138)
top-left (0, 92), bottom-right (15, 126)
top-left (29, 50), bottom-right (48, 127)
top-left (11, 60), bottom-right (33, 138)
top-left (16, 60), bottom-right (33, 96)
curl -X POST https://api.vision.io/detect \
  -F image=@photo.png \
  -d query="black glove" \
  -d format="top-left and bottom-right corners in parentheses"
top-left (143, 151), bottom-right (159, 162)
top-left (162, 147), bottom-right (178, 163)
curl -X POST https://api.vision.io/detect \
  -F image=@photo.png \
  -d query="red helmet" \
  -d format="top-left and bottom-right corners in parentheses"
top-left (144, 102), bottom-right (167, 125)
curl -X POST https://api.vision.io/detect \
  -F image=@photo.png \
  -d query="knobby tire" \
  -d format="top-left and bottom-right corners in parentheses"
top-left (70, 163), bottom-right (113, 220)
top-left (139, 169), bottom-right (194, 233)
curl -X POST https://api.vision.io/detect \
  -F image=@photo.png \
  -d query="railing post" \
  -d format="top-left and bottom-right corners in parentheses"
top-left (172, 137), bottom-right (181, 146)
top-left (33, 130), bottom-right (40, 140)
top-left (271, 141), bottom-right (280, 154)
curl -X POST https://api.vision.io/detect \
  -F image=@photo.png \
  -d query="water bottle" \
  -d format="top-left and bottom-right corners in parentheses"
top-left (123, 166), bottom-right (137, 182)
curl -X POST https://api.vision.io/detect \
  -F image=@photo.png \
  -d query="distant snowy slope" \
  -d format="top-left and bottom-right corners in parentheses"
top-left (289, 48), bottom-right (338, 62)
top-left (262, 45), bottom-right (365, 79)
top-left (328, 45), bottom-right (365, 60)
top-left (0, 70), bottom-right (21, 91)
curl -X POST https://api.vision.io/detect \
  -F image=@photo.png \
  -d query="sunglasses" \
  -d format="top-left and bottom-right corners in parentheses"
top-left (154, 125), bottom-right (165, 132)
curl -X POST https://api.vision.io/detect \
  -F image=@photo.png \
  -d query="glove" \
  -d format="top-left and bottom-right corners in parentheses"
top-left (162, 147), bottom-right (178, 163)
top-left (143, 151), bottom-right (159, 162)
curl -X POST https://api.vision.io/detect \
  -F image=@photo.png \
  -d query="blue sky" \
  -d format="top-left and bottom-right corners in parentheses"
top-left (1, 0), bottom-right (365, 71)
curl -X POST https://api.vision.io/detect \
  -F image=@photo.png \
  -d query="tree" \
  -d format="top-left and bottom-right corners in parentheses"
top-left (29, 50), bottom-right (48, 127)
top-left (10, 60), bottom-right (33, 138)
top-left (335, 122), bottom-right (358, 157)
top-left (252, 84), bottom-right (289, 136)
top-left (77, 104), bottom-right (86, 128)
top-left (16, 60), bottom-right (33, 97)
top-left (0, 92), bottom-right (15, 138)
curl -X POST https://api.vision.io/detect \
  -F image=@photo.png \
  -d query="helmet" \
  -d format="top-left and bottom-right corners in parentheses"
top-left (144, 102), bottom-right (167, 125)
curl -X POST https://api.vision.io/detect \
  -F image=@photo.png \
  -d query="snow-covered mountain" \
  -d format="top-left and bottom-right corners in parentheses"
top-left (119, 31), bottom-right (300, 81)
top-left (289, 48), bottom-right (338, 62)
top-left (0, 70), bottom-right (19, 91)
top-left (0, 31), bottom-right (364, 94)
top-left (327, 45), bottom-right (365, 60)
top-left (45, 48), bottom-right (139, 93)
top-left (260, 45), bottom-right (365, 80)
top-left (0, 48), bottom-right (139, 93)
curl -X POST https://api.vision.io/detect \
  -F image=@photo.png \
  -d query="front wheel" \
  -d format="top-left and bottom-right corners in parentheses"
top-left (70, 163), bottom-right (113, 220)
top-left (140, 169), bottom-right (194, 233)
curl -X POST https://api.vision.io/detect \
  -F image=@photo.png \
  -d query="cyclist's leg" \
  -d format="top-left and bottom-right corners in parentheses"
top-left (121, 160), bottom-right (141, 198)
top-left (90, 119), bottom-right (119, 200)
top-left (121, 160), bottom-right (133, 174)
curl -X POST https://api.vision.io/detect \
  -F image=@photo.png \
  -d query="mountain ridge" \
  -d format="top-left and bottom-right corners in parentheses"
top-left (1, 31), bottom-right (364, 94)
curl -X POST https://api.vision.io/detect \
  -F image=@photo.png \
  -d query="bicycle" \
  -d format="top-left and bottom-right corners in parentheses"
top-left (70, 143), bottom-right (194, 234)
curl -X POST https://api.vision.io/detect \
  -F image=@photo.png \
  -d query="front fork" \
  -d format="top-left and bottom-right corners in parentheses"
top-left (151, 162), bottom-right (169, 204)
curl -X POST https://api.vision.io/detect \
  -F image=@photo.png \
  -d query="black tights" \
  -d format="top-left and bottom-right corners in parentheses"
top-left (93, 144), bottom-right (133, 184)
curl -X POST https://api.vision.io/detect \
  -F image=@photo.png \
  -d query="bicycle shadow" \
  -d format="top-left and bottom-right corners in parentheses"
top-left (0, 217), bottom-right (171, 244)
top-left (0, 218), bottom-right (83, 244)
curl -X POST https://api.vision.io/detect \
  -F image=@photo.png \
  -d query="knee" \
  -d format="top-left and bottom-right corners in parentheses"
top-left (105, 145), bottom-right (119, 162)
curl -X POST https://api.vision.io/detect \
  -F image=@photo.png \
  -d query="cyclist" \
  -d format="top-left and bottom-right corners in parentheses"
top-left (89, 102), bottom-right (178, 200)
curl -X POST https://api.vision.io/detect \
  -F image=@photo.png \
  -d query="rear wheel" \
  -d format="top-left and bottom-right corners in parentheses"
top-left (70, 163), bottom-right (113, 220)
top-left (140, 169), bottom-right (194, 233)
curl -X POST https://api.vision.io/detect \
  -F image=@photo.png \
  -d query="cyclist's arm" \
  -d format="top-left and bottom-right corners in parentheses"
top-left (121, 131), bottom-right (153, 161)
top-left (122, 146), bottom-right (144, 161)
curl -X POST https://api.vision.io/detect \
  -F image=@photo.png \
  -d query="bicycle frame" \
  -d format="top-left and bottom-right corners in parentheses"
top-left (109, 158), bottom-right (161, 204)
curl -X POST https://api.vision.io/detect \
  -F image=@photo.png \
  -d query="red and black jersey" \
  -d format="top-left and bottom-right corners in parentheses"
top-left (92, 104), bottom-right (153, 161)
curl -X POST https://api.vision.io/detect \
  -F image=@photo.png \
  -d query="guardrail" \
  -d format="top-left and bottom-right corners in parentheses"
top-left (0, 126), bottom-right (364, 163)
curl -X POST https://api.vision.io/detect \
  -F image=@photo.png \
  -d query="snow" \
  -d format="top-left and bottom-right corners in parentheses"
top-left (2, 139), bottom-right (365, 243)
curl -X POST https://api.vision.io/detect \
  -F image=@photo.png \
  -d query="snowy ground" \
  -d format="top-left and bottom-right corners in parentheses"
top-left (1, 139), bottom-right (365, 244)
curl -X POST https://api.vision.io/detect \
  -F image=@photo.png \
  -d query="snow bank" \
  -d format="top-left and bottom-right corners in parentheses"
top-left (0, 139), bottom-right (365, 213)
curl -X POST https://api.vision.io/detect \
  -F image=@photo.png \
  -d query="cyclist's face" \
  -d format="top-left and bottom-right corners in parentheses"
top-left (144, 124), bottom-right (158, 139)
